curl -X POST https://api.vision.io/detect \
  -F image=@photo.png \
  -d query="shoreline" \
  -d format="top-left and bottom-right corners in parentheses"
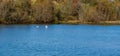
top-left (56, 20), bottom-right (120, 25)
top-left (1, 20), bottom-right (120, 25)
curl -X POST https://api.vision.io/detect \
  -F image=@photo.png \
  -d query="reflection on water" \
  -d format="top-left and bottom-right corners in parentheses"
top-left (0, 25), bottom-right (120, 56)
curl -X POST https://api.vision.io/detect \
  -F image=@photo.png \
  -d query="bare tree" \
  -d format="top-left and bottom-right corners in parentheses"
top-left (33, 0), bottom-right (53, 23)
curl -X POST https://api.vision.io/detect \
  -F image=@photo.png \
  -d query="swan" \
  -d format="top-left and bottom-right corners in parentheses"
top-left (45, 25), bottom-right (48, 29)
top-left (36, 26), bottom-right (39, 28)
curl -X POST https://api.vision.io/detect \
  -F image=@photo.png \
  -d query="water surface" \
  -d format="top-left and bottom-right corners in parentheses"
top-left (0, 24), bottom-right (120, 56)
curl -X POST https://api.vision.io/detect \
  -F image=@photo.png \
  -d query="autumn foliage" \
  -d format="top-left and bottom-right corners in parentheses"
top-left (0, 0), bottom-right (120, 24)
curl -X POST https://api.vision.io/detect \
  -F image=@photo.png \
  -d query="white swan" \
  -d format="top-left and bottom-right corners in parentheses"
top-left (36, 26), bottom-right (39, 28)
top-left (45, 25), bottom-right (48, 29)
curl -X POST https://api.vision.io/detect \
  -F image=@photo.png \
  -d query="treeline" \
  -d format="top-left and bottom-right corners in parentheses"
top-left (0, 0), bottom-right (120, 24)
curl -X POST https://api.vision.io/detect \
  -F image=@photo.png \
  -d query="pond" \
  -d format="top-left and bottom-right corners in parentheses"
top-left (0, 24), bottom-right (120, 56)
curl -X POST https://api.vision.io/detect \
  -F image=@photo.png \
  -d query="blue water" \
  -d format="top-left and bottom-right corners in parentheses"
top-left (0, 24), bottom-right (120, 56)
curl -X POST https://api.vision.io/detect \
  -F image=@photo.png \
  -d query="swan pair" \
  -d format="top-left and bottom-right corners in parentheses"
top-left (36, 25), bottom-right (48, 29)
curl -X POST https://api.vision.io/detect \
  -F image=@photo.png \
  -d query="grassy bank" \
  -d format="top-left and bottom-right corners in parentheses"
top-left (1, 19), bottom-right (120, 25)
top-left (56, 20), bottom-right (120, 25)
